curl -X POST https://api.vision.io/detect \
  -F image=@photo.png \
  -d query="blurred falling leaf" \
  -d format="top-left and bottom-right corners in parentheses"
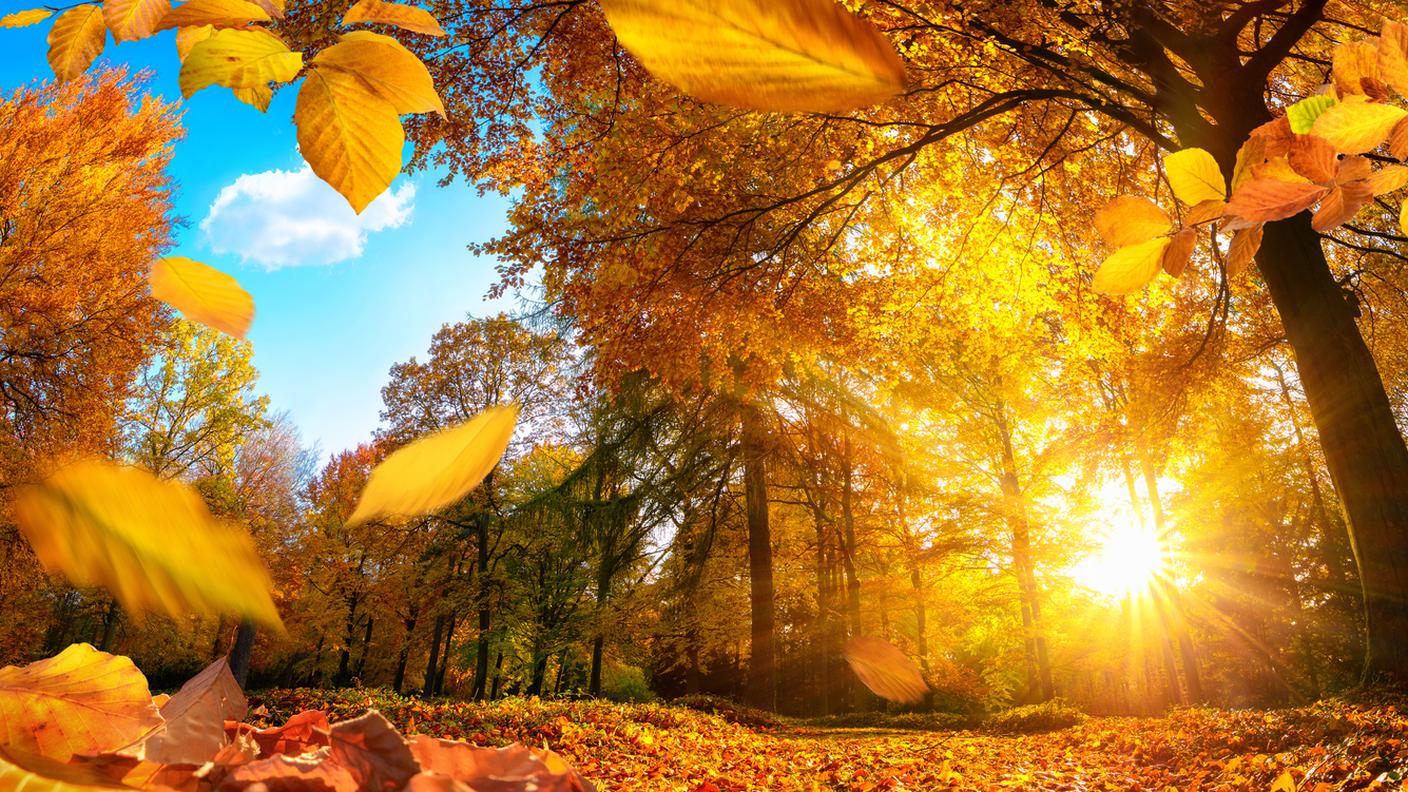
top-left (341, 0), bottom-right (445, 37)
top-left (596, 0), bottom-right (906, 113)
top-left (349, 404), bottom-right (519, 525)
top-left (11, 458), bottom-right (283, 629)
top-left (0, 643), bottom-right (162, 761)
top-left (0, 8), bottom-right (52, 27)
top-left (843, 636), bottom-right (928, 704)
top-left (149, 257), bottom-right (255, 339)
top-left (138, 657), bottom-right (248, 764)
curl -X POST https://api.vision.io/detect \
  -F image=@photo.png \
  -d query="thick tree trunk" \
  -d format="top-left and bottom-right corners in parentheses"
top-left (1256, 214), bottom-right (1408, 682)
top-left (740, 401), bottom-right (777, 711)
top-left (230, 621), bottom-right (255, 688)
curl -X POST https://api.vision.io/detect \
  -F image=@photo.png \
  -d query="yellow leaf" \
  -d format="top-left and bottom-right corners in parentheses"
top-left (1366, 164), bottom-right (1408, 195)
top-left (1380, 21), bottom-right (1408, 96)
top-left (233, 84), bottom-right (273, 111)
top-left (295, 64), bottom-right (405, 213)
top-left (1309, 95), bottom-right (1408, 153)
top-left (0, 8), bottom-right (52, 27)
top-left (1271, 769), bottom-right (1297, 792)
top-left (1164, 148), bottom-right (1226, 204)
top-left (148, 257), bottom-right (254, 339)
top-left (596, 0), bottom-right (906, 113)
top-left (47, 5), bottom-right (106, 82)
top-left (1333, 39), bottom-right (1380, 98)
top-left (1400, 199), bottom-right (1408, 237)
top-left (1093, 237), bottom-right (1170, 295)
top-left (0, 746), bottom-right (133, 791)
top-left (1251, 156), bottom-right (1313, 185)
top-left (349, 404), bottom-right (519, 525)
top-left (11, 459), bottom-right (283, 629)
top-left (314, 31), bottom-right (445, 117)
top-left (155, 0), bottom-right (270, 32)
top-left (103, 0), bottom-right (170, 42)
top-left (0, 644), bottom-right (162, 761)
top-left (341, 0), bottom-right (445, 37)
top-left (1094, 196), bottom-right (1170, 248)
top-left (175, 24), bottom-right (213, 61)
top-left (178, 27), bottom-right (301, 98)
top-left (842, 637), bottom-right (928, 704)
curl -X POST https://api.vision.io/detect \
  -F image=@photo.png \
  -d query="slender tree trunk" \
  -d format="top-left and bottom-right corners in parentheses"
top-left (97, 598), bottom-right (120, 651)
top-left (1254, 213), bottom-right (1408, 682)
top-left (740, 401), bottom-right (777, 710)
top-left (423, 614), bottom-right (445, 697)
top-left (840, 437), bottom-right (863, 641)
top-left (355, 617), bottom-right (374, 681)
top-left (490, 651), bottom-right (504, 699)
top-left (393, 606), bottom-right (418, 694)
top-left (436, 614), bottom-right (456, 695)
top-left (473, 510), bottom-right (492, 701)
top-left (997, 414), bottom-right (1055, 701)
top-left (230, 621), bottom-right (255, 688)
top-left (589, 574), bottom-right (612, 696)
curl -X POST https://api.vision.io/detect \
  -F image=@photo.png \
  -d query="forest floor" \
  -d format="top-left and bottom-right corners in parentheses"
top-left (250, 688), bottom-right (1408, 791)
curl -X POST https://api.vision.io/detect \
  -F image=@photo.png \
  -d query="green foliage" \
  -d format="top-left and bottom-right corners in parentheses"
top-left (600, 662), bottom-right (656, 703)
top-left (805, 710), bottom-right (975, 731)
top-left (984, 698), bottom-right (1087, 734)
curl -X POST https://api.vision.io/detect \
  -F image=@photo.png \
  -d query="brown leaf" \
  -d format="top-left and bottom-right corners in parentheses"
top-left (1225, 178), bottom-right (1329, 224)
top-left (1228, 225), bottom-right (1264, 277)
top-left (1287, 135), bottom-right (1338, 183)
top-left (329, 710), bottom-right (418, 791)
top-left (1311, 182), bottom-right (1373, 232)
top-left (218, 750), bottom-right (359, 791)
top-left (140, 657), bottom-right (248, 765)
top-left (405, 772), bottom-right (476, 791)
top-left (1391, 116), bottom-right (1408, 161)
top-left (843, 636), bottom-right (929, 704)
top-left (68, 752), bottom-right (204, 790)
top-left (251, 710), bottom-right (331, 758)
top-left (407, 737), bottom-right (595, 792)
top-left (1337, 155), bottom-right (1373, 183)
top-left (1162, 228), bottom-right (1196, 277)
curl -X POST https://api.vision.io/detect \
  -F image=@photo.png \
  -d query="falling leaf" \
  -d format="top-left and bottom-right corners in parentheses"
top-left (0, 644), bottom-right (162, 761)
top-left (295, 63), bottom-right (405, 213)
top-left (596, 0), bottom-right (907, 113)
top-left (1225, 178), bottom-right (1329, 224)
top-left (139, 657), bottom-right (248, 765)
top-left (1287, 95), bottom-right (1337, 135)
top-left (1092, 237), bottom-right (1170, 296)
top-left (348, 404), bottom-right (519, 525)
top-left (148, 257), bottom-right (255, 339)
top-left (1162, 228), bottom-right (1196, 277)
top-left (103, 0), bottom-right (170, 42)
top-left (47, 5), bottom-right (106, 81)
top-left (341, 0), bottom-right (445, 37)
top-left (1163, 148), bottom-right (1226, 204)
top-left (155, 0), bottom-right (270, 31)
top-left (843, 636), bottom-right (928, 704)
top-left (0, 8), bottom-right (52, 27)
top-left (1309, 95), bottom-right (1408, 153)
top-left (1094, 196), bottom-right (1170, 248)
top-left (314, 31), bottom-right (445, 117)
top-left (178, 27), bottom-right (302, 99)
top-left (10, 458), bottom-right (283, 629)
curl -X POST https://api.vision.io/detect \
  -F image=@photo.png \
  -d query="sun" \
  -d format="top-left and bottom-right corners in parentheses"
top-left (1072, 522), bottom-right (1170, 598)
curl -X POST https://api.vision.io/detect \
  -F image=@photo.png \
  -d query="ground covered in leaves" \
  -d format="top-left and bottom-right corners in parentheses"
top-left (249, 688), bottom-right (1408, 791)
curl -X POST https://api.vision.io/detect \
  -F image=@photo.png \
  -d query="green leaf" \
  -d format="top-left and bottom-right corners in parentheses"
top-left (1287, 95), bottom-right (1337, 135)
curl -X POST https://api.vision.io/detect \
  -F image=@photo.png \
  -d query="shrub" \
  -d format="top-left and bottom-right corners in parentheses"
top-left (806, 710), bottom-right (975, 731)
top-left (672, 694), bottom-right (782, 728)
top-left (984, 698), bottom-right (1086, 734)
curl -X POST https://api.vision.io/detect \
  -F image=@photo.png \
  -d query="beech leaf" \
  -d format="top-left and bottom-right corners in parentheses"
top-left (0, 8), bottom-right (52, 27)
top-left (408, 736), bottom-right (594, 791)
top-left (139, 657), bottom-right (248, 765)
top-left (1092, 237), bottom-right (1170, 296)
top-left (843, 636), bottom-right (929, 704)
top-left (1287, 95), bottom-right (1337, 135)
top-left (155, 0), bottom-right (270, 32)
top-left (341, 0), bottom-right (446, 37)
top-left (103, 0), bottom-right (171, 42)
top-left (1226, 178), bottom-right (1329, 224)
top-left (10, 458), bottom-right (283, 629)
top-left (1163, 148), bottom-right (1226, 204)
top-left (1162, 228), bottom-right (1196, 278)
top-left (1094, 196), bottom-right (1170, 248)
top-left (178, 27), bottom-right (301, 99)
top-left (596, 0), bottom-right (907, 113)
top-left (1380, 21), bottom-right (1408, 96)
top-left (1311, 182), bottom-right (1372, 232)
top-left (149, 257), bottom-right (255, 339)
top-left (1309, 95), bottom-right (1408, 153)
top-left (0, 644), bottom-right (162, 761)
top-left (47, 5), bottom-right (106, 81)
top-left (1227, 225), bottom-right (1264, 277)
top-left (295, 64), bottom-right (405, 213)
top-left (349, 404), bottom-right (519, 524)
top-left (1287, 135), bottom-right (1338, 184)
top-left (314, 31), bottom-right (445, 117)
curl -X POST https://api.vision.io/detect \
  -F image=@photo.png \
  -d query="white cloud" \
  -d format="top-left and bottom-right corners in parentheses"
top-left (200, 165), bottom-right (415, 268)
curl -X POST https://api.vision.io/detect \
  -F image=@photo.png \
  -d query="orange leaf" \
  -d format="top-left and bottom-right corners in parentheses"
top-left (1287, 135), bottom-right (1337, 183)
top-left (1162, 228), bottom-right (1196, 277)
top-left (1311, 182), bottom-right (1373, 232)
top-left (140, 657), bottom-right (248, 765)
top-left (842, 636), bottom-right (928, 704)
top-left (1094, 196), bottom-right (1170, 248)
top-left (1226, 178), bottom-right (1328, 224)
top-left (341, 0), bottom-right (446, 37)
top-left (1228, 225), bottom-right (1264, 277)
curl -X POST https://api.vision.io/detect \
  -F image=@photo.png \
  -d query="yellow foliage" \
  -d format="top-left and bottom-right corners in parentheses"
top-left (46, 6), bottom-right (106, 82)
top-left (294, 64), bottom-right (406, 213)
top-left (0, 8), bottom-right (52, 27)
top-left (154, 0), bottom-right (270, 32)
top-left (177, 27), bottom-right (301, 99)
top-left (102, 0), bottom-right (170, 43)
top-left (341, 0), bottom-right (446, 37)
top-left (1309, 95), bottom-right (1407, 153)
top-left (1163, 148), bottom-right (1226, 205)
top-left (315, 32), bottom-right (445, 117)
top-left (1094, 196), bottom-right (1170, 248)
top-left (1092, 237), bottom-right (1169, 295)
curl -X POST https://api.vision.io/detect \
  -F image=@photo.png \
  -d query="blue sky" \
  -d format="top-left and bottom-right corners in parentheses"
top-left (0, 15), bottom-right (519, 458)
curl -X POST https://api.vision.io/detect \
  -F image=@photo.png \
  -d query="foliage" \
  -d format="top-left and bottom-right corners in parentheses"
top-left (984, 698), bottom-right (1088, 735)
top-left (672, 694), bottom-right (781, 729)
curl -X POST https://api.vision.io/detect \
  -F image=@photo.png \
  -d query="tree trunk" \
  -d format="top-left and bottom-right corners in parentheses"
top-left (436, 614), bottom-right (456, 695)
top-left (355, 617), bottom-right (374, 681)
top-left (393, 606), bottom-right (418, 694)
top-left (1255, 213), bottom-right (1408, 682)
top-left (589, 573), bottom-right (612, 696)
top-left (740, 401), bottom-right (777, 711)
top-left (997, 414), bottom-right (1055, 701)
top-left (230, 621), bottom-right (256, 688)
top-left (423, 614), bottom-right (445, 697)
top-left (473, 510), bottom-right (492, 701)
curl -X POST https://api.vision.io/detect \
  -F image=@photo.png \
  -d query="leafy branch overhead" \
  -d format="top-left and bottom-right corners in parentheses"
top-left (1093, 20), bottom-right (1408, 296)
